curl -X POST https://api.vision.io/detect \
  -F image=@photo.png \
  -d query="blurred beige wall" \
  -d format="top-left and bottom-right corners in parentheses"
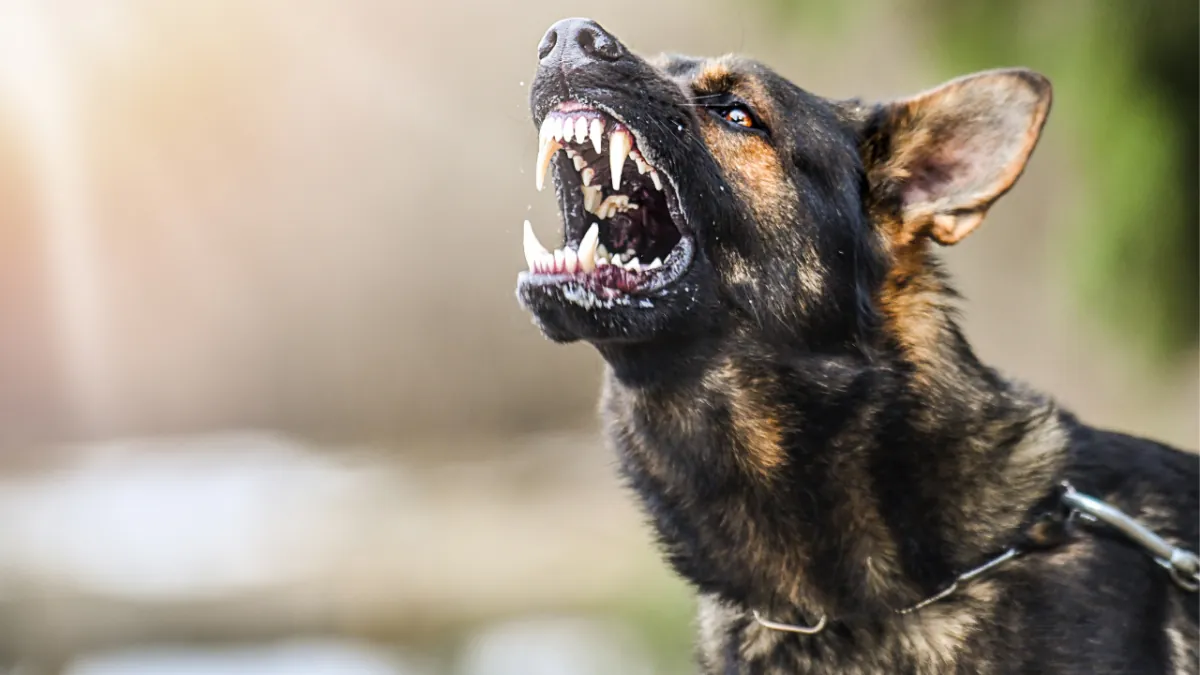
top-left (0, 0), bottom-right (1194, 451)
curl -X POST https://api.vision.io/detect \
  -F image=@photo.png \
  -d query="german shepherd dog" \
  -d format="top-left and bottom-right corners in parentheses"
top-left (516, 18), bottom-right (1199, 674)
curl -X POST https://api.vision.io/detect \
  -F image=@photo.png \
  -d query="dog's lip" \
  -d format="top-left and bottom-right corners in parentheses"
top-left (518, 235), bottom-right (694, 297)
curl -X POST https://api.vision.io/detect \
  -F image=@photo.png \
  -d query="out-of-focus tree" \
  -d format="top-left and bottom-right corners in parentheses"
top-left (776, 0), bottom-right (1198, 363)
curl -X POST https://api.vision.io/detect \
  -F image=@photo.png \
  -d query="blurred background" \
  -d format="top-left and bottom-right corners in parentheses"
top-left (0, 0), bottom-right (1194, 673)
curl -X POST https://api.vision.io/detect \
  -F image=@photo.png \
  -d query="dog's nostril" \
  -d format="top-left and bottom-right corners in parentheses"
top-left (537, 28), bottom-right (558, 61)
top-left (576, 24), bottom-right (622, 62)
top-left (539, 19), bottom-right (625, 67)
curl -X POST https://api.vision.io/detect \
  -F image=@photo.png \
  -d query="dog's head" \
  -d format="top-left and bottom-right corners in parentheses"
top-left (516, 18), bottom-right (1051, 358)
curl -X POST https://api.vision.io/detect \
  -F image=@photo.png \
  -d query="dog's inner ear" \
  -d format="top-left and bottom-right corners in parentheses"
top-left (867, 69), bottom-right (1052, 246)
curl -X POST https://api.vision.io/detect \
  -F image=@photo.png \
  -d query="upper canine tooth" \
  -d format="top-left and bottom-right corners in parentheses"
top-left (609, 128), bottom-right (632, 190)
top-left (535, 136), bottom-right (562, 191)
top-left (577, 222), bottom-right (600, 272)
top-left (650, 170), bottom-right (663, 191)
top-left (523, 220), bottom-right (550, 270)
top-left (590, 119), bottom-right (604, 154)
top-left (539, 116), bottom-right (555, 141)
top-left (575, 118), bottom-right (588, 146)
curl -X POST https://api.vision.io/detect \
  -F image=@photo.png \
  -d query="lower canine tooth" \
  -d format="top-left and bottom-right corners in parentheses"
top-left (523, 220), bottom-right (550, 270)
top-left (577, 222), bottom-right (600, 272)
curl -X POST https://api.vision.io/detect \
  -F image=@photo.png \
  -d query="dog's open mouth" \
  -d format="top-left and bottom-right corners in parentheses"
top-left (520, 103), bottom-right (693, 301)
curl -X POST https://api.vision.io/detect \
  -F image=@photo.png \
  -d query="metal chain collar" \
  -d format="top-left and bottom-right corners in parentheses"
top-left (752, 481), bottom-right (1200, 636)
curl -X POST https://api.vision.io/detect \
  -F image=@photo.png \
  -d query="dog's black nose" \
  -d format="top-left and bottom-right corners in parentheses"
top-left (538, 18), bottom-right (625, 67)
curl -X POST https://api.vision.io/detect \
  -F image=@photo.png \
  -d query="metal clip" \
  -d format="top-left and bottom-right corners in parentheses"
top-left (1061, 482), bottom-right (1199, 592)
top-left (751, 610), bottom-right (828, 635)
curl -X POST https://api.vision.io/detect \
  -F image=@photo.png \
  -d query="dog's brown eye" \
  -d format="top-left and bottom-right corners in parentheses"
top-left (722, 106), bottom-right (754, 128)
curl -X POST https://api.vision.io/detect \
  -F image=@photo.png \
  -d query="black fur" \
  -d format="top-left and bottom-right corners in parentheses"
top-left (518, 19), bottom-right (1199, 674)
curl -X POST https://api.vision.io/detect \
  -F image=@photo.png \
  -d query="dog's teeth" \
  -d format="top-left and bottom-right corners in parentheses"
top-left (590, 119), bottom-right (604, 154)
top-left (632, 151), bottom-right (649, 175)
top-left (648, 257), bottom-right (663, 269)
top-left (582, 185), bottom-right (603, 213)
top-left (581, 167), bottom-right (595, 187)
top-left (597, 244), bottom-right (609, 260)
top-left (578, 222), bottom-right (600, 272)
top-left (535, 136), bottom-right (562, 192)
top-left (561, 117), bottom-right (575, 143)
top-left (523, 220), bottom-right (550, 270)
top-left (597, 195), bottom-right (630, 218)
top-left (609, 128), bottom-right (632, 190)
top-left (553, 117), bottom-right (566, 142)
top-left (553, 249), bottom-right (565, 272)
top-left (564, 147), bottom-right (577, 158)
top-left (650, 170), bottom-right (663, 191)
top-left (572, 154), bottom-right (586, 171)
top-left (575, 118), bottom-right (588, 146)
top-left (625, 258), bottom-right (641, 271)
top-left (564, 247), bottom-right (578, 273)
top-left (541, 252), bottom-right (555, 271)
top-left (595, 257), bottom-right (609, 267)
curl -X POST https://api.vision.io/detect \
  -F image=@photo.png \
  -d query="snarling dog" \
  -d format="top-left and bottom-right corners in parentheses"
top-left (516, 18), bottom-right (1199, 674)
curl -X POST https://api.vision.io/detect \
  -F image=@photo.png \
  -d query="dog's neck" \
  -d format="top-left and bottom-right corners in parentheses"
top-left (598, 259), bottom-right (1068, 622)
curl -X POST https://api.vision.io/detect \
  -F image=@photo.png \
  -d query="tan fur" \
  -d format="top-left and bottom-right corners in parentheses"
top-left (1167, 592), bottom-right (1199, 675)
top-left (875, 241), bottom-right (950, 377)
top-left (702, 361), bottom-right (787, 478)
top-left (699, 121), bottom-right (797, 234)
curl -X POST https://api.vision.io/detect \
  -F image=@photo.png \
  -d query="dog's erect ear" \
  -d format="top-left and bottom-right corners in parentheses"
top-left (865, 68), bottom-right (1052, 246)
